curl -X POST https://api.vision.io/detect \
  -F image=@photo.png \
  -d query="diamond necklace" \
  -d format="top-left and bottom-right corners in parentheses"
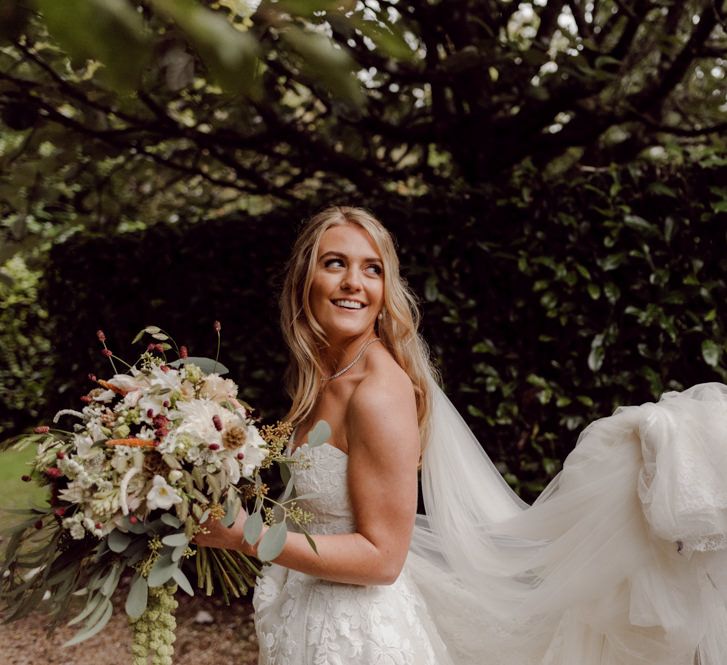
top-left (323, 338), bottom-right (381, 381)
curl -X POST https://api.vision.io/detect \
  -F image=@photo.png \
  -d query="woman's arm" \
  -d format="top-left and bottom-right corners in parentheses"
top-left (195, 372), bottom-right (421, 586)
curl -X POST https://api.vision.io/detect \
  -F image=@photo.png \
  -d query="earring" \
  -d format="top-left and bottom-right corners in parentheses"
top-left (377, 311), bottom-right (384, 321)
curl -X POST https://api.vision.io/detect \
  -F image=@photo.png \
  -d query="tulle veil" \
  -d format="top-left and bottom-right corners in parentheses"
top-left (407, 378), bottom-right (727, 665)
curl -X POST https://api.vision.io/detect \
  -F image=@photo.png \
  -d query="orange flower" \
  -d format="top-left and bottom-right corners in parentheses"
top-left (106, 438), bottom-right (156, 448)
top-left (98, 379), bottom-right (128, 396)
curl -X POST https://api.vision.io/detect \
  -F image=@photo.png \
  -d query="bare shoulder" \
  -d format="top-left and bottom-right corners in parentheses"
top-left (345, 346), bottom-right (418, 458)
top-left (351, 346), bottom-right (414, 415)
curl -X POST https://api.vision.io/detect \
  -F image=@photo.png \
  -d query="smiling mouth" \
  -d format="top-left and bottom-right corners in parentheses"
top-left (332, 299), bottom-right (366, 310)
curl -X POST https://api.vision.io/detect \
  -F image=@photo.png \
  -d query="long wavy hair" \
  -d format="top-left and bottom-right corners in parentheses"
top-left (279, 205), bottom-right (439, 450)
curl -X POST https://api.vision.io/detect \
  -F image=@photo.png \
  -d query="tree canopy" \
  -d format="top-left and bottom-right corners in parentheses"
top-left (1, 0), bottom-right (726, 495)
top-left (1, 0), bottom-right (725, 261)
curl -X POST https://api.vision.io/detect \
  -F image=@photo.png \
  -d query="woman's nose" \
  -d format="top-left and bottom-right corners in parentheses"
top-left (341, 269), bottom-right (362, 291)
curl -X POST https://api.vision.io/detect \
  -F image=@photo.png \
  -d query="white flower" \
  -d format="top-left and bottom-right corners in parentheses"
top-left (65, 519), bottom-right (86, 540)
top-left (123, 389), bottom-right (142, 408)
top-left (107, 372), bottom-right (147, 394)
top-left (146, 475), bottom-right (183, 511)
top-left (92, 389), bottom-right (116, 403)
top-left (172, 399), bottom-right (239, 446)
top-left (110, 447), bottom-right (134, 474)
top-left (199, 374), bottom-right (238, 402)
top-left (148, 364), bottom-right (183, 394)
top-left (58, 483), bottom-right (86, 505)
top-left (239, 426), bottom-right (268, 479)
top-left (120, 467), bottom-right (140, 515)
top-left (219, 0), bottom-right (261, 19)
top-left (72, 434), bottom-right (96, 459)
top-left (168, 470), bottom-right (183, 484)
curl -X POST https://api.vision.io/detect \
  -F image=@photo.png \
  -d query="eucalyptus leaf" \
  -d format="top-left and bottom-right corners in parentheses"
top-left (161, 532), bottom-right (189, 547)
top-left (161, 513), bottom-right (182, 528)
top-left (168, 357), bottom-right (230, 375)
top-left (147, 551), bottom-right (177, 588)
top-left (107, 529), bottom-right (132, 553)
top-left (306, 420), bottom-right (331, 448)
top-left (100, 562), bottom-right (122, 597)
top-left (67, 592), bottom-right (104, 627)
top-left (257, 521), bottom-right (287, 562)
top-left (278, 473), bottom-right (296, 503)
top-left (63, 598), bottom-right (113, 647)
top-left (220, 495), bottom-right (241, 528)
top-left (171, 544), bottom-right (187, 563)
top-left (125, 574), bottom-right (148, 619)
top-left (303, 531), bottom-right (319, 555)
top-left (172, 567), bottom-right (194, 596)
top-left (242, 510), bottom-right (263, 546)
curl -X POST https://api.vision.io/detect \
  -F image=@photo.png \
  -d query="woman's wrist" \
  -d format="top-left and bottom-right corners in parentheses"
top-left (239, 524), bottom-right (267, 557)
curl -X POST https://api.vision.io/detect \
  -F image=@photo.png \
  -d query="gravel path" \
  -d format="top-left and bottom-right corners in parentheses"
top-left (0, 594), bottom-right (259, 665)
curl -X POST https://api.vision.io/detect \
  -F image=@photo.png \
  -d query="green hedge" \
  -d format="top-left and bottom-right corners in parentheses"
top-left (37, 156), bottom-right (727, 500)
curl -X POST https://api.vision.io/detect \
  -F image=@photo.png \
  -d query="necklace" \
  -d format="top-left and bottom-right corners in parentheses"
top-left (323, 338), bottom-right (381, 381)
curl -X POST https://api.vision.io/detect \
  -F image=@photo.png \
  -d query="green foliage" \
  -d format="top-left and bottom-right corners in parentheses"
top-left (2, 0), bottom-right (727, 501)
top-left (410, 152), bottom-right (727, 499)
top-left (0, 256), bottom-right (53, 437)
top-left (35, 152), bottom-right (727, 500)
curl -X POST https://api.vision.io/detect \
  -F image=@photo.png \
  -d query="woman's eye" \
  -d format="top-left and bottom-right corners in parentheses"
top-left (324, 258), bottom-right (345, 268)
top-left (367, 264), bottom-right (383, 275)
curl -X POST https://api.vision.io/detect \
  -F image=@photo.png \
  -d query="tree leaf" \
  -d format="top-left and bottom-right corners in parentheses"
top-left (702, 339), bottom-right (721, 368)
top-left (36, 0), bottom-right (150, 91)
top-left (150, 0), bottom-right (260, 95)
top-left (281, 26), bottom-right (363, 105)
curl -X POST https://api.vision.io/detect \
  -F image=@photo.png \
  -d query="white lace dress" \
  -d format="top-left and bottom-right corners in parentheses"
top-left (253, 384), bottom-right (727, 665)
top-left (253, 442), bottom-right (452, 665)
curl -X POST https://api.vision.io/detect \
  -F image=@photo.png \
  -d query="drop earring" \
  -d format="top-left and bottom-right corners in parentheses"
top-left (377, 310), bottom-right (384, 321)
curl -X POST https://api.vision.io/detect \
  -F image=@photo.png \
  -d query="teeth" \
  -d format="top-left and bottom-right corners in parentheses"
top-left (333, 299), bottom-right (364, 310)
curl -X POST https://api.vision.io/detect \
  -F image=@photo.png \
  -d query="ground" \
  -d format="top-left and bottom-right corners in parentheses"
top-left (0, 593), bottom-right (258, 665)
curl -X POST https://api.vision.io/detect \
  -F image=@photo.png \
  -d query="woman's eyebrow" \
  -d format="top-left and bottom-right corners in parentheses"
top-left (319, 250), bottom-right (382, 263)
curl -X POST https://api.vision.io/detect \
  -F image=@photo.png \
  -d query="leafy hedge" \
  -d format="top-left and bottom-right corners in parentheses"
top-left (0, 257), bottom-right (53, 437)
top-left (36, 154), bottom-right (727, 500)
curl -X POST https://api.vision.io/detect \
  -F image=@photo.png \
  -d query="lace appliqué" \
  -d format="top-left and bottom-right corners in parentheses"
top-left (253, 444), bottom-right (440, 665)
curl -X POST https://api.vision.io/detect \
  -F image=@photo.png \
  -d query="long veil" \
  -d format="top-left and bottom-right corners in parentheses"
top-left (408, 379), bottom-right (727, 665)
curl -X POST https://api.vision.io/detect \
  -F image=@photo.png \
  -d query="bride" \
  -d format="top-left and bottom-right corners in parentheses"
top-left (196, 206), bottom-right (727, 665)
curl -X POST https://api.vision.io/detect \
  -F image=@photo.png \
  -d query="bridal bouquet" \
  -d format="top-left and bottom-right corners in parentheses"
top-left (0, 324), bottom-right (316, 665)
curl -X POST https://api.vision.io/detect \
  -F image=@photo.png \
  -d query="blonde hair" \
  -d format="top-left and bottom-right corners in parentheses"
top-left (279, 205), bottom-right (439, 449)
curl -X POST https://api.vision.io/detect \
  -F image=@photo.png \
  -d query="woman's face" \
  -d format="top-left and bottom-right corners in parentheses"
top-left (309, 224), bottom-right (384, 346)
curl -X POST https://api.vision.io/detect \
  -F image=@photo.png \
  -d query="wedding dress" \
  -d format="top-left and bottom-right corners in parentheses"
top-left (253, 382), bottom-right (727, 664)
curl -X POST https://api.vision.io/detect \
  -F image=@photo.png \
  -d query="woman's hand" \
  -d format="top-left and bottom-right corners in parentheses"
top-left (192, 507), bottom-right (254, 555)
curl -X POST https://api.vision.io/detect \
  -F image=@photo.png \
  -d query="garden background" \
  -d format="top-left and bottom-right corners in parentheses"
top-left (0, 0), bottom-right (726, 660)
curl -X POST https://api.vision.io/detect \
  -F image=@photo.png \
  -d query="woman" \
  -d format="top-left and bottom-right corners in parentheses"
top-left (197, 206), bottom-right (727, 665)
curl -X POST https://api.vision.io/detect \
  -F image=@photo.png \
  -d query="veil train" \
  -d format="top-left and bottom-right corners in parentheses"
top-left (408, 381), bottom-right (727, 665)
